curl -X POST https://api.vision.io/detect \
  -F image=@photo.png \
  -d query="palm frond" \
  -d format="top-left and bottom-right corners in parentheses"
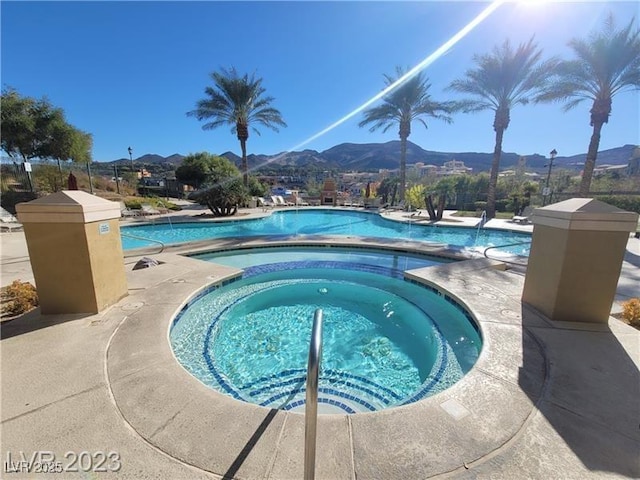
top-left (187, 66), bottom-right (286, 137)
top-left (538, 16), bottom-right (640, 109)
top-left (449, 37), bottom-right (556, 118)
top-left (359, 67), bottom-right (451, 135)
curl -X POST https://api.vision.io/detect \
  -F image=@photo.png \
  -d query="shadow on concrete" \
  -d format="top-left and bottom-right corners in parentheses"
top-left (222, 408), bottom-right (279, 480)
top-left (623, 246), bottom-right (640, 267)
top-left (521, 304), bottom-right (640, 477)
top-left (0, 308), bottom-right (90, 340)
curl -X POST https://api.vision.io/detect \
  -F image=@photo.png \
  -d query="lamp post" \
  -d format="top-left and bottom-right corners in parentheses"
top-left (128, 146), bottom-right (133, 171)
top-left (113, 164), bottom-right (120, 195)
top-left (543, 148), bottom-right (557, 206)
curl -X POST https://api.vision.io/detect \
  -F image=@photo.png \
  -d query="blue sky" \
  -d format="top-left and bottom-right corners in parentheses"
top-left (2, 1), bottom-right (638, 163)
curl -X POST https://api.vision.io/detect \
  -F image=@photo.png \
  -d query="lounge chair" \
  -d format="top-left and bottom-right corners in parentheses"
top-left (141, 204), bottom-right (161, 216)
top-left (0, 207), bottom-right (23, 232)
top-left (257, 197), bottom-right (275, 211)
top-left (120, 201), bottom-right (141, 218)
top-left (271, 196), bottom-right (288, 207)
top-left (276, 195), bottom-right (294, 206)
top-left (387, 201), bottom-right (406, 211)
top-left (512, 206), bottom-right (534, 224)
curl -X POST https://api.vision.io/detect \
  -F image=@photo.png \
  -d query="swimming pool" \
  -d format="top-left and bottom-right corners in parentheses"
top-left (170, 248), bottom-right (480, 414)
top-left (121, 209), bottom-right (531, 255)
top-left (191, 245), bottom-right (453, 275)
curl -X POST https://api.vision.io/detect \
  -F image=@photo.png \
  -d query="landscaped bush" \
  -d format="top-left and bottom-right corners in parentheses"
top-left (157, 199), bottom-right (181, 211)
top-left (596, 196), bottom-right (640, 214)
top-left (1, 280), bottom-right (38, 316)
top-left (124, 197), bottom-right (181, 211)
top-left (622, 298), bottom-right (640, 328)
top-left (473, 201), bottom-right (487, 212)
top-left (495, 199), bottom-right (510, 212)
top-left (0, 190), bottom-right (37, 213)
top-left (124, 198), bottom-right (143, 209)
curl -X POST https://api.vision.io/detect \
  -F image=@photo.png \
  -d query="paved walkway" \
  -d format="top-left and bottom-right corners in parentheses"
top-left (1, 203), bottom-right (638, 479)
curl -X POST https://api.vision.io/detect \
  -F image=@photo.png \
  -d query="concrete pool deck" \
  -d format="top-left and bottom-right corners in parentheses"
top-left (1, 204), bottom-right (639, 479)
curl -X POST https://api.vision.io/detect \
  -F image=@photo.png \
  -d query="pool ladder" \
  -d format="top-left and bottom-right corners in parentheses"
top-left (121, 231), bottom-right (165, 256)
top-left (305, 309), bottom-right (323, 480)
top-left (483, 240), bottom-right (531, 268)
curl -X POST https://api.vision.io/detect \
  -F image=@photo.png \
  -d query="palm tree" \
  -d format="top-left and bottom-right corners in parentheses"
top-left (359, 67), bottom-right (453, 203)
top-left (187, 67), bottom-right (287, 186)
top-left (536, 15), bottom-right (640, 196)
top-left (448, 39), bottom-right (557, 218)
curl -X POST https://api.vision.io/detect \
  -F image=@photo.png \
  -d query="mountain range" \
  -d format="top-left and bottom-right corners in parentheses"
top-left (108, 141), bottom-right (637, 173)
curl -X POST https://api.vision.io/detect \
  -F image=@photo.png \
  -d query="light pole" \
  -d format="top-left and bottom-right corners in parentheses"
top-left (128, 146), bottom-right (133, 171)
top-left (543, 148), bottom-right (557, 206)
top-left (113, 164), bottom-right (121, 195)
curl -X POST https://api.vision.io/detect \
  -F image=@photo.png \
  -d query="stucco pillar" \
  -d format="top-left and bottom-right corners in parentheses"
top-left (16, 191), bottom-right (128, 314)
top-left (522, 198), bottom-right (638, 324)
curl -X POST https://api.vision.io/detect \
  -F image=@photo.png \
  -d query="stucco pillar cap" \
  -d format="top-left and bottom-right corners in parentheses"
top-left (531, 198), bottom-right (639, 232)
top-left (16, 191), bottom-right (120, 224)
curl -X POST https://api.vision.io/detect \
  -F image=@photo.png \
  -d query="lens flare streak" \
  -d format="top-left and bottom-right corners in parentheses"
top-left (252, 0), bottom-right (506, 171)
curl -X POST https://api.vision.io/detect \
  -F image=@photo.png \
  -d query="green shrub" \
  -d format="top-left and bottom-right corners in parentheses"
top-left (596, 196), bottom-right (640, 214)
top-left (157, 199), bottom-right (181, 211)
top-left (1, 280), bottom-right (38, 316)
top-left (474, 201), bottom-right (487, 212)
top-left (124, 199), bottom-right (143, 209)
top-left (495, 199), bottom-right (510, 212)
top-left (124, 198), bottom-right (181, 211)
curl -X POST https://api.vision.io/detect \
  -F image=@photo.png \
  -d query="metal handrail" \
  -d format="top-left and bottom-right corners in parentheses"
top-left (483, 240), bottom-right (531, 267)
top-left (120, 231), bottom-right (165, 256)
top-left (304, 309), bottom-right (323, 480)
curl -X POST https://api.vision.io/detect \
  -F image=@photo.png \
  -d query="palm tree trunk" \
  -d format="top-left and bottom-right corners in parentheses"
top-left (425, 194), bottom-right (437, 220)
top-left (398, 134), bottom-right (408, 203)
top-left (240, 138), bottom-right (248, 186)
top-left (486, 128), bottom-right (504, 219)
top-left (436, 194), bottom-right (446, 221)
top-left (579, 121), bottom-right (603, 197)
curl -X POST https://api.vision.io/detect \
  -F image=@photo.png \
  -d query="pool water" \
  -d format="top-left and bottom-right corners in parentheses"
top-left (191, 245), bottom-right (452, 275)
top-left (170, 267), bottom-right (481, 414)
top-left (122, 209), bottom-right (530, 255)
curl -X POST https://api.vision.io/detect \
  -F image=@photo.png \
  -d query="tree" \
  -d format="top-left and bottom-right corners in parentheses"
top-left (377, 177), bottom-right (399, 205)
top-left (175, 152), bottom-right (223, 189)
top-left (405, 184), bottom-right (426, 210)
top-left (37, 114), bottom-right (94, 191)
top-left (0, 89), bottom-right (67, 163)
top-left (359, 67), bottom-right (453, 203)
top-left (452, 175), bottom-right (472, 210)
top-left (68, 129), bottom-right (93, 165)
top-left (305, 178), bottom-right (322, 198)
top-left (46, 120), bottom-right (77, 187)
top-left (521, 181), bottom-right (539, 208)
top-left (425, 177), bottom-right (457, 221)
top-left (192, 177), bottom-right (248, 217)
top-left (536, 15), bottom-right (640, 196)
top-left (187, 154), bottom-right (249, 216)
top-left (0, 88), bottom-right (36, 161)
top-left (246, 175), bottom-right (268, 197)
top-left (187, 67), bottom-right (287, 186)
top-left (448, 39), bottom-right (557, 218)
top-left (1, 88), bottom-right (94, 192)
top-left (66, 129), bottom-right (94, 192)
